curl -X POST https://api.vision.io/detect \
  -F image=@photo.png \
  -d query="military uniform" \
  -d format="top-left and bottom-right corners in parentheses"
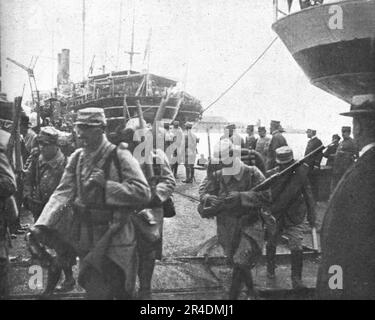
top-left (24, 127), bottom-right (66, 221)
top-left (331, 136), bottom-right (358, 190)
top-left (183, 123), bottom-right (198, 183)
top-left (255, 135), bottom-right (271, 163)
top-left (267, 128), bottom-right (288, 170)
top-left (265, 146), bottom-right (316, 289)
top-left (35, 108), bottom-right (151, 299)
top-left (0, 136), bottom-right (17, 300)
top-left (137, 148), bottom-right (175, 298)
top-left (199, 139), bottom-right (270, 299)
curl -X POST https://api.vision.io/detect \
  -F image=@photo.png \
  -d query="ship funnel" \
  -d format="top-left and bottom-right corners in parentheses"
top-left (57, 49), bottom-right (70, 87)
top-left (272, 0), bottom-right (375, 104)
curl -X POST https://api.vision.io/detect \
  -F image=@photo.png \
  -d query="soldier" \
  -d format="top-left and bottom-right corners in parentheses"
top-left (331, 126), bottom-right (358, 191)
top-left (304, 129), bottom-right (323, 200)
top-left (24, 127), bottom-right (67, 222)
top-left (322, 134), bottom-right (340, 167)
top-left (170, 121), bottom-right (184, 178)
top-left (121, 124), bottom-right (176, 300)
top-left (0, 128), bottom-right (18, 300)
top-left (255, 126), bottom-right (271, 163)
top-left (304, 129), bottom-right (323, 168)
top-left (199, 139), bottom-right (271, 299)
top-left (266, 120), bottom-right (288, 170)
top-left (220, 123), bottom-right (245, 148)
top-left (244, 125), bottom-right (257, 150)
top-left (317, 99), bottom-right (375, 299)
top-left (183, 122), bottom-right (198, 183)
top-left (20, 114), bottom-right (38, 163)
top-left (265, 146), bottom-right (316, 289)
top-left (33, 108), bottom-right (151, 300)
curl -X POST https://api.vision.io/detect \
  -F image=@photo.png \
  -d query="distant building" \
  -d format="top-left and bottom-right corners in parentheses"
top-left (194, 115), bottom-right (229, 132)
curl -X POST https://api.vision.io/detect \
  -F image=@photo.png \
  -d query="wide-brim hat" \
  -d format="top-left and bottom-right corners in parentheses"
top-left (74, 108), bottom-right (107, 126)
top-left (276, 146), bottom-right (294, 164)
top-left (341, 96), bottom-right (375, 117)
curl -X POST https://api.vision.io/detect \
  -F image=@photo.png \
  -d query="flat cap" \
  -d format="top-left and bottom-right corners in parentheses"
top-left (37, 126), bottom-right (59, 145)
top-left (74, 108), bottom-right (106, 127)
top-left (276, 146), bottom-right (294, 164)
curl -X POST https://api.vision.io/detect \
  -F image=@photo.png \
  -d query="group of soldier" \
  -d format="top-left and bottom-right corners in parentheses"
top-left (1, 95), bottom-right (375, 300)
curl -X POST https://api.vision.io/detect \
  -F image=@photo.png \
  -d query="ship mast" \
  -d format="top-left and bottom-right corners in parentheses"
top-left (124, 5), bottom-right (139, 74)
top-left (116, 0), bottom-right (124, 70)
top-left (82, 0), bottom-right (86, 80)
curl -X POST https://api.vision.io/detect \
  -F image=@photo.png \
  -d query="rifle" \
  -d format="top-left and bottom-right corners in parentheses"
top-left (7, 96), bottom-right (24, 211)
top-left (252, 142), bottom-right (332, 192)
top-left (199, 142), bottom-right (333, 217)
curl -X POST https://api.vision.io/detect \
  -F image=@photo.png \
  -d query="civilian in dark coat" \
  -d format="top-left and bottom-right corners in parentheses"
top-left (316, 100), bottom-right (375, 299)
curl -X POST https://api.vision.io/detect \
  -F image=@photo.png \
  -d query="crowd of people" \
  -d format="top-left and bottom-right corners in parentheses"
top-left (0, 96), bottom-right (374, 300)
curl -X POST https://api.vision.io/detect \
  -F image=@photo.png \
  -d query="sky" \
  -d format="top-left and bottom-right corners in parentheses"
top-left (0, 0), bottom-right (352, 134)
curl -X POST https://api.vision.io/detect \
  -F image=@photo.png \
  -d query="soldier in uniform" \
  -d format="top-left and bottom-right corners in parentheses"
top-left (331, 126), bottom-right (358, 191)
top-left (170, 121), bottom-right (184, 178)
top-left (255, 126), bottom-right (271, 163)
top-left (0, 128), bottom-right (18, 300)
top-left (266, 120), bottom-right (288, 170)
top-left (304, 129), bottom-right (323, 200)
top-left (323, 134), bottom-right (340, 167)
top-left (121, 123), bottom-right (176, 299)
top-left (220, 123), bottom-right (245, 148)
top-left (244, 125), bottom-right (257, 150)
top-left (199, 139), bottom-right (271, 299)
top-left (24, 127), bottom-right (67, 222)
top-left (265, 146), bottom-right (316, 289)
top-left (317, 99), bottom-right (375, 299)
top-left (33, 108), bottom-right (151, 300)
top-left (183, 122), bottom-right (198, 183)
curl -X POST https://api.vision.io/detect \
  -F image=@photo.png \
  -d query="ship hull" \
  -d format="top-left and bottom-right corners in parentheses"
top-left (272, 0), bottom-right (375, 103)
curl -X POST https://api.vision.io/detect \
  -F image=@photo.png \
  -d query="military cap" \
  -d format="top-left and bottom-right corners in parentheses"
top-left (74, 108), bottom-right (107, 126)
top-left (247, 124), bottom-right (254, 130)
top-left (271, 120), bottom-right (280, 126)
top-left (306, 128), bottom-right (317, 135)
top-left (332, 134), bottom-right (341, 141)
top-left (173, 121), bottom-right (180, 127)
top-left (185, 122), bottom-right (193, 129)
top-left (276, 146), bottom-right (294, 164)
top-left (225, 123), bottom-right (236, 130)
top-left (341, 126), bottom-right (351, 133)
top-left (340, 100), bottom-right (375, 117)
top-left (258, 126), bottom-right (266, 132)
top-left (37, 126), bottom-right (59, 145)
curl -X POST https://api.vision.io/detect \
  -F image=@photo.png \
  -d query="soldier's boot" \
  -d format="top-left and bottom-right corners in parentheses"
top-left (266, 244), bottom-right (276, 279)
top-left (228, 265), bottom-right (243, 300)
top-left (56, 266), bottom-right (75, 292)
top-left (291, 250), bottom-right (306, 290)
top-left (138, 252), bottom-right (156, 300)
top-left (182, 166), bottom-right (191, 183)
top-left (39, 258), bottom-right (63, 299)
top-left (240, 267), bottom-right (258, 300)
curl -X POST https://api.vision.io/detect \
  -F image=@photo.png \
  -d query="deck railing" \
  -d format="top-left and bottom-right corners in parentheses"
top-left (273, 0), bottom-right (346, 22)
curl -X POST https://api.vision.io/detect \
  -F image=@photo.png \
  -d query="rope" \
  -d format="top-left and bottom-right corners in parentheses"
top-left (201, 37), bottom-right (278, 114)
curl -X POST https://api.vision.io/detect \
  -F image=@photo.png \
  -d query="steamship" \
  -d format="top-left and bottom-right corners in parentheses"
top-left (51, 49), bottom-right (203, 137)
